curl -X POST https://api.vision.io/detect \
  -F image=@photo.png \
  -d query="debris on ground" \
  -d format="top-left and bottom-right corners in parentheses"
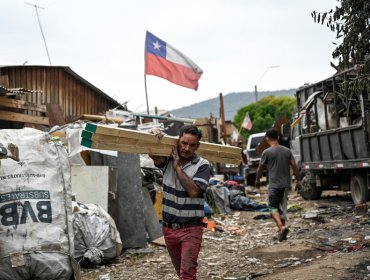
top-left (79, 187), bottom-right (370, 280)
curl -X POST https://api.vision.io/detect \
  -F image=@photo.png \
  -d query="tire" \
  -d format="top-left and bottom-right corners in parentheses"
top-left (350, 173), bottom-right (370, 205)
top-left (298, 172), bottom-right (322, 200)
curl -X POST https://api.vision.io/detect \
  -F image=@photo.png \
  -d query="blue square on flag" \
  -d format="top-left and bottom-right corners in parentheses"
top-left (146, 32), bottom-right (167, 58)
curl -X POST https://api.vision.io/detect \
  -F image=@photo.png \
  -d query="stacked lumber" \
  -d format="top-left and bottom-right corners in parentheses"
top-left (80, 123), bottom-right (241, 165)
top-left (0, 86), bottom-right (49, 126)
top-left (0, 86), bottom-right (66, 127)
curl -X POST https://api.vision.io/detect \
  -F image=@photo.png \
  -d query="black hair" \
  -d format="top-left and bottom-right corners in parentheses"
top-left (265, 128), bottom-right (279, 140)
top-left (179, 125), bottom-right (202, 142)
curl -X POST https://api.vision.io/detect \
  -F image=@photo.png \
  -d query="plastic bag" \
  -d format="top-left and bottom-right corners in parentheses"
top-left (72, 202), bottom-right (122, 267)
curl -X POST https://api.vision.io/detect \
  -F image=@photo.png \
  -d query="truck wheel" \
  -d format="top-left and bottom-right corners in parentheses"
top-left (350, 173), bottom-right (370, 205)
top-left (298, 173), bottom-right (322, 200)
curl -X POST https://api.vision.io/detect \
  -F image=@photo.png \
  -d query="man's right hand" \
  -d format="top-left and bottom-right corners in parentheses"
top-left (148, 128), bottom-right (164, 140)
top-left (147, 128), bottom-right (166, 165)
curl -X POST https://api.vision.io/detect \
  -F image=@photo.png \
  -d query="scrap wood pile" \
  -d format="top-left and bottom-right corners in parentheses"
top-left (80, 123), bottom-right (241, 165)
top-left (0, 85), bottom-right (65, 127)
top-left (0, 85), bottom-right (49, 125)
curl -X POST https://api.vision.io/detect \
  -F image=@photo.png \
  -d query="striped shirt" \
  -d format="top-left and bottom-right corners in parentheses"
top-left (160, 155), bottom-right (210, 224)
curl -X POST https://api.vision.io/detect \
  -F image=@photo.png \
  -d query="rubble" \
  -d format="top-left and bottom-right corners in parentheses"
top-left (1, 123), bottom-right (370, 280)
top-left (78, 187), bottom-right (370, 280)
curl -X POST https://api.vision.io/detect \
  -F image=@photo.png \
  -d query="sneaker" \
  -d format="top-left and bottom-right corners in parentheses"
top-left (278, 227), bottom-right (289, 242)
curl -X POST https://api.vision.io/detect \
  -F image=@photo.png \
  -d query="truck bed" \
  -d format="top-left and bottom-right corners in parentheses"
top-left (301, 123), bottom-right (370, 169)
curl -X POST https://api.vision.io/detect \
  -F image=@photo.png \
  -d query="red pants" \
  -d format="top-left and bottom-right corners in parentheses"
top-left (163, 226), bottom-right (203, 280)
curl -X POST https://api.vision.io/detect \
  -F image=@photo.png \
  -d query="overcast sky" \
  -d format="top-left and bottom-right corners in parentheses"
top-left (1, 0), bottom-right (338, 112)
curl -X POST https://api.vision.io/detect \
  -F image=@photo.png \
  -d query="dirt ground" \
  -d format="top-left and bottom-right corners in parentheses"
top-left (79, 184), bottom-right (370, 280)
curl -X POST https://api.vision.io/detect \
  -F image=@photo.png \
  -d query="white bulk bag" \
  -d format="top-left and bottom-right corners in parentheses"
top-left (0, 128), bottom-right (77, 280)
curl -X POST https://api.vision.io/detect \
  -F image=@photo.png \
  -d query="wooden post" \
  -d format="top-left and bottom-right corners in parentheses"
top-left (219, 93), bottom-right (227, 144)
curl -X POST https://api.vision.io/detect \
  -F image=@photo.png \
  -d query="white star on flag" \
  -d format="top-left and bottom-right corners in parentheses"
top-left (152, 41), bottom-right (161, 50)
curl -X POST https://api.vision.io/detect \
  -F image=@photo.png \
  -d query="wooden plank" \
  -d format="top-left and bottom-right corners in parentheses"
top-left (197, 149), bottom-right (241, 161)
top-left (0, 92), bottom-right (16, 97)
top-left (0, 96), bottom-right (46, 112)
top-left (80, 114), bottom-right (124, 124)
top-left (87, 133), bottom-right (240, 162)
top-left (89, 130), bottom-right (241, 157)
top-left (83, 131), bottom-right (169, 148)
top-left (81, 139), bottom-right (171, 155)
top-left (85, 123), bottom-right (174, 144)
top-left (0, 75), bottom-right (9, 88)
top-left (84, 123), bottom-right (241, 156)
top-left (81, 136), bottom-right (171, 154)
top-left (46, 103), bottom-right (66, 126)
top-left (80, 126), bottom-right (241, 165)
top-left (197, 154), bottom-right (240, 165)
top-left (0, 110), bottom-right (49, 125)
top-left (199, 142), bottom-right (241, 154)
top-left (81, 139), bottom-right (240, 165)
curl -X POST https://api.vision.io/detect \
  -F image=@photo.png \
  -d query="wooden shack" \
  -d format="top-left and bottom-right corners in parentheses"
top-left (0, 65), bottom-right (120, 128)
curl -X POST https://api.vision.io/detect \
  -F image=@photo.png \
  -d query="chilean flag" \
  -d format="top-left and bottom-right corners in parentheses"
top-left (145, 31), bottom-right (203, 90)
top-left (242, 112), bottom-right (253, 130)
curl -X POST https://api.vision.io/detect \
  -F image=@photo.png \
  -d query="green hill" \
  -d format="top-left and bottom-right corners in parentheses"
top-left (170, 89), bottom-right (296, 121)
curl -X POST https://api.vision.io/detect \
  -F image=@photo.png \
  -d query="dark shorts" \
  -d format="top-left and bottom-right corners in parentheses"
top-left (268, 188), bottom-right (286, 212)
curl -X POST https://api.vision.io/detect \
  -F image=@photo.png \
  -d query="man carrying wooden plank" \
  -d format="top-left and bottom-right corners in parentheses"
top-left (149, 125), bottom-right (211, 280)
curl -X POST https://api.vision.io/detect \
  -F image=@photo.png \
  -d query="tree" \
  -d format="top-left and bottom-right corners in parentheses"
top-left (234, 95), bottom-right (296, 140)
top-left (312, 0), bottom-right (370, 67)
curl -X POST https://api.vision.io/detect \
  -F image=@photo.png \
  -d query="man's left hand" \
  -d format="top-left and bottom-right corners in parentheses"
top-left (171, 146), bottom-right (180, 168)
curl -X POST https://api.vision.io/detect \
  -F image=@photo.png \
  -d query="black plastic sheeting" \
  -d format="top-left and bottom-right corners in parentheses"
top-left (229, 190), bottom-right (269, 211)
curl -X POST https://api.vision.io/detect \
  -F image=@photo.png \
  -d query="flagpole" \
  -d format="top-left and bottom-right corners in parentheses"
top-left (239, 112), bottom-right (246, 133)
top-left (239, 124), bottom-right (243, 134)
top-left (144, 75), bottom-right (149, 114)
top-left (144, 31), bottom-right (150, 114)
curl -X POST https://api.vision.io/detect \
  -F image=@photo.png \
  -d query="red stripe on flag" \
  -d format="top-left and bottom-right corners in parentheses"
top-left (145, 53), bottom-right (202, 90)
